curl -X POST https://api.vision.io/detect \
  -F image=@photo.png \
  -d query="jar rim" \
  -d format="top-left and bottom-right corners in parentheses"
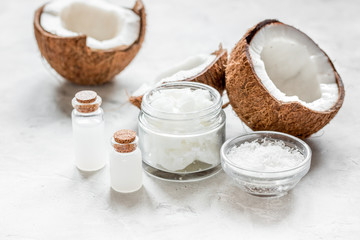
top-left (141, 82), bottom-right (222, 120)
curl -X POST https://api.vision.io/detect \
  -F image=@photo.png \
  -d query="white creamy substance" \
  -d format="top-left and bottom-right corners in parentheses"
top-left (72, 118), bottom-right (107, 171)
top-left (41, 0), bottom-right (140, 50)
top-left (131, 54), bottom-right (216, 98)
top-left (150, 88), bottom-right (213, 114)
top-left (110, 148), bottom-right (143, 193)
top-left (140, 88), bottom-right (224, 172)
top-left (227, 139), bottom-right (305, 172)
top-left (249, 24), bottom-right (339, 111)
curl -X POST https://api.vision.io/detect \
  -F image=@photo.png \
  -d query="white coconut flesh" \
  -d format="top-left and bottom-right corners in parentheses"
top-left (249, 24), bottom-right (339, 112)
top-left (40, 0), bottom-right (140, 50)
top-left (132, 54), bottom-right (216, 96)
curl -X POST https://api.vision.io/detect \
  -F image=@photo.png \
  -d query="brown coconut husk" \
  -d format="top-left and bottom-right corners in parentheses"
top-left (129, 45), bottom-right (227, 109)
top-left (129, 95), bottom-right (143, 109)
top-left (34, 0), bottom-right (146, 85)
top-left (226, 19), bottom-right (345, 139)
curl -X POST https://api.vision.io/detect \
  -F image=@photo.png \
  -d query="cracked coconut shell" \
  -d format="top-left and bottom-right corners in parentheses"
top-left (226, 19), bottom-right (345, 138)
top-left (129, 45), bottom-right (227, 109)
top-left (34, 0), bottom-right (146, 85)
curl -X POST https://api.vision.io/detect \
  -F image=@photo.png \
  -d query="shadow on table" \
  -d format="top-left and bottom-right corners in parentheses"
top-left (215, 183), bottom-right (295, 225)
top-left (76, 167), bottom-right (106, 179)
top-left (305, 138), bottom-right (324, 175)
top-left (143, 172), bottom-right (295, 224)
top-left (146, 170), bottom-right (228, 201)
top-left (108, 186), bottom-right (152, 210)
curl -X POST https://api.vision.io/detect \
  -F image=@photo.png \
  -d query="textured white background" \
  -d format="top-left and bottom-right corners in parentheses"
top-left (0, 0), bottom-right (359, 239)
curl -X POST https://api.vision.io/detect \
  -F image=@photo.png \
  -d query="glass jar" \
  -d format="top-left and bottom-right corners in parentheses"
top-left (138, 82), bottom-right (226, 181)
top-left (71, 91), bottom-right (107, 171)
top-left (109, 129), bottom-right (143, 193)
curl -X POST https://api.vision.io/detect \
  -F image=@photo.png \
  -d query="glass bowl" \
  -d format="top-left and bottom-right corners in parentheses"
top-left (220, 131), bottom-right (311, 197)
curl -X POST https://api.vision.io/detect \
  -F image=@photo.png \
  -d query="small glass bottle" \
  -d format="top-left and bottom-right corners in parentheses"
top-left (110, 130), bottom-right (143, 193)
top-left (71, 90), bottom-right (107, 171)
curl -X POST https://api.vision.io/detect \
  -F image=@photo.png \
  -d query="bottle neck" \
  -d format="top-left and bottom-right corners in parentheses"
top-left (72, 95), bottom-right (102, 114)
top-left (111, 136), bottom-right (138, 153)
top-left (73, 108), bottom-right (104, 117)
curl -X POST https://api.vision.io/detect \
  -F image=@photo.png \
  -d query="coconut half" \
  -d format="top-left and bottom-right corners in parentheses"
top-left (226, 20), bottom-right (345, 138)
top-left (129, 45), bottom-right (227, 109)
top-left (34, 0), bottom-right (146, 85)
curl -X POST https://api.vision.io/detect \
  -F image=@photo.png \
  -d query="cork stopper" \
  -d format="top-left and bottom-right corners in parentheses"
top-left (73, 90), bottom-right (101, 113)
top-left (112, 130), bottom-right (137, 153)
top-left (75, 90), bottom-right (97, 103)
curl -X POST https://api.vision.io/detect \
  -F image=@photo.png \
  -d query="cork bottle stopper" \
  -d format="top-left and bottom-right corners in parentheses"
top-left (74, 90), bottom-right (99, 113)
top-left (113, 130), bottom-right (137, 153)
top-left (75, 90), bottom-right (97, 103)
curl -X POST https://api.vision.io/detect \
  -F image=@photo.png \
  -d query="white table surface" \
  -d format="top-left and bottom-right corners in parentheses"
top-left (1, 0), bottom-right (359, 239)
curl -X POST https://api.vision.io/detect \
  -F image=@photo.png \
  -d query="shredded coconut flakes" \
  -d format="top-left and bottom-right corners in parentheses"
top-left (227, 138), bottom-right (305, 172)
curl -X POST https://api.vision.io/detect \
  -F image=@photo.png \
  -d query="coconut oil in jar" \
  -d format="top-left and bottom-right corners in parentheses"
top-left (138, 82), bottom-right (226, 181)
